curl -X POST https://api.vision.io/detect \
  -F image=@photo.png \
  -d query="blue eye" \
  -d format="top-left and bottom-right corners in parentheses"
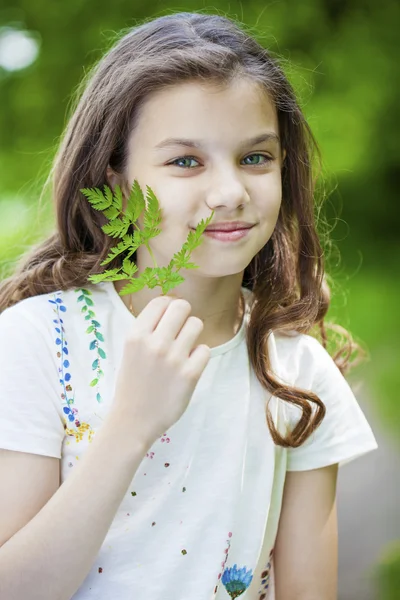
top-left (169, 156), bottom-right (199, 169)
top-left (243, 154), bottom-right (273, 166)
top-left (168, 153), bottom-right (274, 169)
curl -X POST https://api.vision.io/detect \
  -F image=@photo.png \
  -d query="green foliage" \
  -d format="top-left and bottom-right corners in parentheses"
top-left (326, 265), bottom-right (400, 441)
top-left (372, 540), bottom-right (400, 600)
top-left (1, 0), bottom-right (399, 255)
top-left (81, 180), bottom-right (214, 296)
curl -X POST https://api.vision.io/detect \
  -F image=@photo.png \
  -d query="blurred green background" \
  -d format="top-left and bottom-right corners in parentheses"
top-left (0, 1), bottom-right (398, 597)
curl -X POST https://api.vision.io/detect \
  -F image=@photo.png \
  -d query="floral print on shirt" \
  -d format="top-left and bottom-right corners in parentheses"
top-left (76, 287), bottom-right (106, 403)
top-left (212, 532), bottom-right (254, 598)
top-left (48, 285), bottom-right (264, 597)
top-left (48, 286), bottom-right (106, 444)
top-left (257, 547), bottom-right (274, 599)
top-left (221, 564), bottom-right (253, 598)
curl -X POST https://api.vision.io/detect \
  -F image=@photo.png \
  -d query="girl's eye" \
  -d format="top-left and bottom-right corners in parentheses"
top-left (242, 153), bottom-right (273, 166)
top-left (168, 156), bottom-right (200, 169)
top-left (167, 153), bottom-right (273, 169)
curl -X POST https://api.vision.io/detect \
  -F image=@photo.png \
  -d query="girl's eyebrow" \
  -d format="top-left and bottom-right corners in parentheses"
top-left (154, 132), bottom-right (280, 151)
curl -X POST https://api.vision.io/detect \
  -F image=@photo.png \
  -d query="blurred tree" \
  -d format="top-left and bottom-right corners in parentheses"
top-left (0, 0), bottom-right (398, 268)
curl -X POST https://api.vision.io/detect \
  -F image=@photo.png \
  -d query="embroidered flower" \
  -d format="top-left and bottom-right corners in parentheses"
top-left (258, 547), bottom-right (274, 596)
top-left (221, 564), bottom-right (253, 598)
top-left (63, 405), bottom-right (78, 423)
top-left (49, 291), bottom-right (95, 443)
top-left (213, 532), bottom-right (233, 596)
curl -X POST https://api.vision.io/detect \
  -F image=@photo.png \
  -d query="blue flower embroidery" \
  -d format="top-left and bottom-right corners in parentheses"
top-left (63, 405), bottom-right (78, 423)
top-left (221, 564), bottom-right (253, 598)
top-left (48, 291), bottom-right (94, 443)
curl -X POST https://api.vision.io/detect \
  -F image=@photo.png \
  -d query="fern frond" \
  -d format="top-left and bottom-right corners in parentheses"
top-left (122, 257), bottom-right (138, 278)
top-left (100, 235), bottom-right (136, 266)
top-left (81, 187), bottom-right (113, 211)
top-left (88, 268), bottom-right (126, 283)
top-left (118, 267), bottom-right (158, 296)
top-left (113, 185), bottom-right (123, 212)
top-left (102, 218), bottom-right (131, 238)
top-left (103, 205), bottom-right (121, 221)
top-left (103, 185), bottom-right (114, 206)
top-left (143, 186), bottom-right (162, 231)
top-left (80, 179), bottom-right (215, 299)
top-left (125, 180), bottom-right (146, 223)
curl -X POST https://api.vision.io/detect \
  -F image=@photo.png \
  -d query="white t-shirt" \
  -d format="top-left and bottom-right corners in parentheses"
top-left (0, 282), bottom-right (378, 599)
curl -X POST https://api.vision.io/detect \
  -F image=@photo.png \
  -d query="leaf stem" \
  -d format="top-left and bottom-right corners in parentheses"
top-left (143, 241), bottom-right (158, 269)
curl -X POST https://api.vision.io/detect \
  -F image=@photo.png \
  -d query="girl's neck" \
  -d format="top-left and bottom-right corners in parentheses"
top-left (113, 279), bottom-right (246, 349)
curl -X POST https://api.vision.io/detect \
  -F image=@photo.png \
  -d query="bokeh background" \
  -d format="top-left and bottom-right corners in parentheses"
top-left (0, 1), bottom-right (399, 598)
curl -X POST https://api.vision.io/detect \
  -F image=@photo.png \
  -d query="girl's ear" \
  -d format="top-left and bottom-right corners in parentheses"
top-left (281, 149), bottom-right (287, 164)
top-left (106, 166), bottom-right (131, 206)
top-left (106, 165), bottom-right (123, 191)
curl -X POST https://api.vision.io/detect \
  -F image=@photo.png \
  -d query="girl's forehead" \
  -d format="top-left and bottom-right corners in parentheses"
top-left (143, 77), bottom-right (272, 107)
top-left (134, 78), bottom-right (278, 136)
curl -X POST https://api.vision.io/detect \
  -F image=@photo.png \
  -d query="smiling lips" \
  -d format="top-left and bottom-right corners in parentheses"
top-left (191, 221), bottom-right (255, 232)
top-left (205, 221), bottom-right (255, 232)
top-left (203, 227), bottom-right (254, 242)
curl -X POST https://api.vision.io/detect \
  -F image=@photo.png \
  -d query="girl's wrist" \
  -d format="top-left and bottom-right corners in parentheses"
top-left (96, 409), bottom-right (153, 462)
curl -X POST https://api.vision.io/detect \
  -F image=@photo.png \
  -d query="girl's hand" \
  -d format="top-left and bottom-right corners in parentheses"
top-left (111, 295), bottom-right (211, 447)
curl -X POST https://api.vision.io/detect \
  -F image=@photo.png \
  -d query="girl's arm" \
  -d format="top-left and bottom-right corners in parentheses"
top-left (273, 463), bottom-right (339, 600)
top-left (0, 411), bottom-right (150, 600)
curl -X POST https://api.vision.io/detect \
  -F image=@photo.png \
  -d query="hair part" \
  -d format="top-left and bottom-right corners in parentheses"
top-left (0, 11), bottom-right (364, 447)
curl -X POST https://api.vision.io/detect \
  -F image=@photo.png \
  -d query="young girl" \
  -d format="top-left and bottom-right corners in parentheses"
top-left (0, 11), bottom-right (378, 600)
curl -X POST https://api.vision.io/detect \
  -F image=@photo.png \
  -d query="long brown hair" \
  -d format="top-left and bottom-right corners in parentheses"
top-left (0, 11), bottom-right (363, 447)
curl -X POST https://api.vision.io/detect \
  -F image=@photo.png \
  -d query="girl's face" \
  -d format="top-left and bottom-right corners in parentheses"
top-left (118, 78), bottom-right (285, 279)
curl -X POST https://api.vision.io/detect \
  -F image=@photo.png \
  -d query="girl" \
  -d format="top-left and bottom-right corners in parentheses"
top-left (0, 11), bottom-right (378, 600)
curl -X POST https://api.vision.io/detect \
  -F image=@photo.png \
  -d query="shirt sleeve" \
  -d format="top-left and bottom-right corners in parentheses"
top-left (285, 335), bottom-right (378, 471)
top-left (0, 302), bottom-right (65, 458)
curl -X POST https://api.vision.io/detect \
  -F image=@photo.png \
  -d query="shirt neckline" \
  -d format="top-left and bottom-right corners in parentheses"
top-left (100, 281), bottom-right (252, 358)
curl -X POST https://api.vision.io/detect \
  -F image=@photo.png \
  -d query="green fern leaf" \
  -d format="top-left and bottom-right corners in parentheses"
top-left (81, 187), bottom-right (113, 211)
top-left (122, 257), bottom-right (138, 277)
top-left (125, 180), bottom-right (146, 223)
top-left (103, 205), bottom-right (121, 221)
top-left (103, 185), bottom-right (114, 205)
top-left (100, 235), bottom-right (136, 266)
top-left (102, 218), bottom-right (131, 238)
top-left (88, 269), bottom-right (125, 283)
top-left (81, 178), bottom-right (215, 300)
top-left (113, 185), bottom-right (123, 212)
top-left (143, 186), bottom-right (162, 232)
